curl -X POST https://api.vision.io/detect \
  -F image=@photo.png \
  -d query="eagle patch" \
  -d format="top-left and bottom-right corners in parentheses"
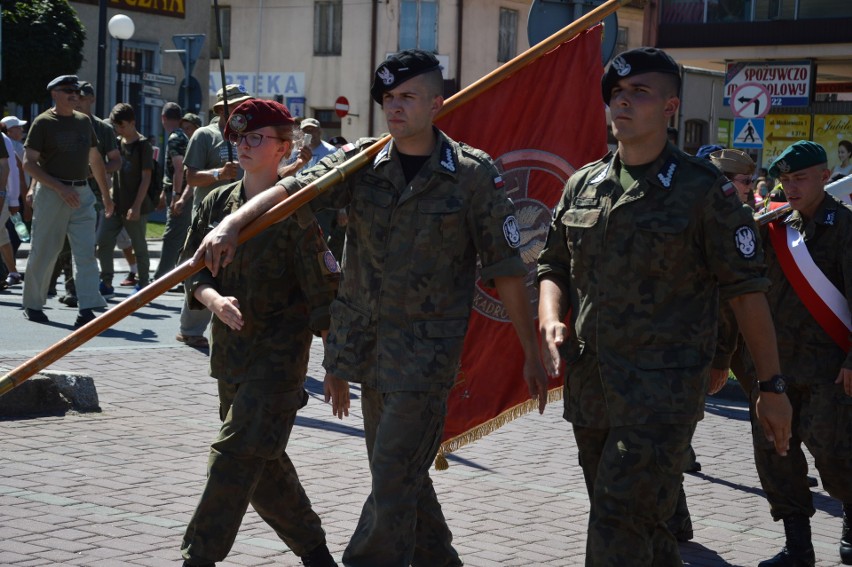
top-left (734, 225), bottom-right (757, 259)
top-left (503, 216), bottom-right (521, 249)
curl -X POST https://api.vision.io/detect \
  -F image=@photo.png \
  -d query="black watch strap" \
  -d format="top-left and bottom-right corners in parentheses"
top-left (758, 374), bottom-right (787, 394)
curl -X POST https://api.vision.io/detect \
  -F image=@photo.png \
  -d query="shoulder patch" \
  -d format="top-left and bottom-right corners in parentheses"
top-left (734, 225), bottom-right (757, 259)
top-left (721, 181), bottom-right (736, 197)
top-left (503, 215), bottom-right (521, 248)
top-left (493, 175), bottom-right (505, 189)
top-left (655, 155), bottom-right (678, 189)
top-left (439, 141), bottom-right (457, 173)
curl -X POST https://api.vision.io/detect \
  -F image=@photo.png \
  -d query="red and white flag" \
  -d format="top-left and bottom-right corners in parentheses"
top-left (434, 27), bottom-right (608, 465)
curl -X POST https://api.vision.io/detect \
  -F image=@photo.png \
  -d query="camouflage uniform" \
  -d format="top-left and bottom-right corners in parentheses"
top-left (279, 130), bottom-right (526, 567)
top-left (154, 127), bottom-right (190, 280)
top-left (537, 142), bottom-right (770, 566)
top-left (179, 181), bottom-right (339, 565)
top-left (750, 194), bottom-right (852, 522)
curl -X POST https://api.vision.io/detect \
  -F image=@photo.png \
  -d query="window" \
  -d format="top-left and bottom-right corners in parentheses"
top-left (400, 0), bottom-right (438, 52)
top-left (615, 26), bottom-right (628, 55)
top-left (498, 9), bottom-right (518, 63)
top-left (314, 0), bottom-right (342, 56)
top-left (684, 119), bottom-right (708, 155)
top-left (210, 5), bottom-right (231, 59)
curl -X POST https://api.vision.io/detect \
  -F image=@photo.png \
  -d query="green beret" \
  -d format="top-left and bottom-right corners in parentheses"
top-left (768, 140), bottom-right (827, 178)
top-left (370, 49), bottom-right (442, 104)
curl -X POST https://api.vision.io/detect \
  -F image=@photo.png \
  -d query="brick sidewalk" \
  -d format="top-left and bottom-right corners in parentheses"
top-left (0, 342), bottom-right (845, 566)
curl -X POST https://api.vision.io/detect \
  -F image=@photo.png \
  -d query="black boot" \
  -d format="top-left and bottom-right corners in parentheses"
top-left (666, 484), bottom-right (694, 542)
top-left (759, 515), bottom-right (816, 567)
top-left (841, 502), bottom-right (852, 565)
top-left (301, 542), bottom-right (338, 567)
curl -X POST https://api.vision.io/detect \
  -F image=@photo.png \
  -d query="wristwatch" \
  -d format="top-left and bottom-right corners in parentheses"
top-left (212, 168), bottom-right (220, 180)
top-left (758, 374), bottom-right (787, 394)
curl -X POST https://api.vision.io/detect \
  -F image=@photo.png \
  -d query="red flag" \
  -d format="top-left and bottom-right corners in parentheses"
top-left (434, 28), bottom-right (608, 464)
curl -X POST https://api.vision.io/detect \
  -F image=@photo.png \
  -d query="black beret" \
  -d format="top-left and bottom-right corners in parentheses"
top-left (47, 75), bottom-right (80, 91)
top-left (370, 49), bottom-right (442, 104)
top-left (601, 47), bottom-right (681, 105)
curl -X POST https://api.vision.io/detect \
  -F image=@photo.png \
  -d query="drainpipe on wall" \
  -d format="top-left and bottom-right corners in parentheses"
top-left (255, 0), bottom-right (264, 98)
top-left (369, 0), bottom-right (379, 135)
top-left (456, 0), bottom-right (464, 92)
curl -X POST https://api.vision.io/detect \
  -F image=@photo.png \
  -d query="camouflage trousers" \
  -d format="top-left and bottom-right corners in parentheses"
top-left (181, 379), bottom-right (326, 565)
top-left (573, 422), bottom-right (695, 567)
top-left (342, 385), bottom-right (462, 567)
top-left (752, 381), bottom-right (852, 521)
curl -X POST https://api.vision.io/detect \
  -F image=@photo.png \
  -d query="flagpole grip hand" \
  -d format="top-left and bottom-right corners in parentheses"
top-left (192, 216), bottom-right (240, 277)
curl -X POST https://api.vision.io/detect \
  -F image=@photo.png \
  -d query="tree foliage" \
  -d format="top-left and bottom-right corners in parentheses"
top-left (0, 0), bottom-right (86, 107)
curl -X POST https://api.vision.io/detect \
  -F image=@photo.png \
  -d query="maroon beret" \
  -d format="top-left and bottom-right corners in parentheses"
top-left (223, 99), bottom-right (294, 140)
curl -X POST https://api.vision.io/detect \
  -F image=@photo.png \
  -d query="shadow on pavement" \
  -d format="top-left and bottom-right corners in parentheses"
top-left (681, 542), bottom-right (740, 566)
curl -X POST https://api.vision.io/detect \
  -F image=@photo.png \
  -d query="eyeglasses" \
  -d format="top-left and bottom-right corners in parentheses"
top-left (54, 87), bottom-right (80, 94)
top-left (733, 176), bottom-right (755, 186)
top-left (228, 132), bottom-right (286, 147)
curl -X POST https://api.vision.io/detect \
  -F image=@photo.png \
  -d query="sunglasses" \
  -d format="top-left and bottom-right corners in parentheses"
top-left (228, 132), bottom-right (286, 148)
top-left (54, 87), bottom-right (80, 94)
top-left (733, 176), bottom-right (755, 185)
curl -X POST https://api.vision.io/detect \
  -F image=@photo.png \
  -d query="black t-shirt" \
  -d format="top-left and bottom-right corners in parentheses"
top-left (397, 152), bottom-right (430, 184)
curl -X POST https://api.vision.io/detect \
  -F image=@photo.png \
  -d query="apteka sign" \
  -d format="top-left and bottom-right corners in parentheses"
top-left (724, 60), bottom-right (813, 108)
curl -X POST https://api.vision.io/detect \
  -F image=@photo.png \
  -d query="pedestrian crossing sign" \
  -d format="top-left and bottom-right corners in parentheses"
top-left (733, 118), bottom-right (764, 149)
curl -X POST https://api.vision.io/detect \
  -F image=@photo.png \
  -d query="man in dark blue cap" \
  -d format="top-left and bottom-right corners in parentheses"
top-left (750, 140), bottom-right (852, 567)
top-left (538, 46), bottom-right (792, 565)
top-left (21, 75), bottom-right (113, 327)
top-left (191, 48), bottom-right (549, 567)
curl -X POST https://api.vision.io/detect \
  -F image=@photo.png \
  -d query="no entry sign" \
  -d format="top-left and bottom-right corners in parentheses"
top-left (335, 96), bottom-right (350, 118)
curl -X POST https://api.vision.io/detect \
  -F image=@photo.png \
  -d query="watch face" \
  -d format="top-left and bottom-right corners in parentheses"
top-left (773, 376), bottom-right (786, 393)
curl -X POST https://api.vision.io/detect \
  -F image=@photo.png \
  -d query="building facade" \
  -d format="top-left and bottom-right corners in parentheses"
top-left (68, 0), bottom-right (210, 146)
top-left (646, 0), bottom-right (852, 167)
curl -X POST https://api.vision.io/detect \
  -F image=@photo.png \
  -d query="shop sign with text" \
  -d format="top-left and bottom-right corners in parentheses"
top-left (724, 61), bottom-right (813, 108)
top-left (74, 0), bottom-right (185, 18)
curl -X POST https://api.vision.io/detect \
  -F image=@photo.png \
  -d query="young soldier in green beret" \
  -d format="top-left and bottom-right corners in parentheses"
top-left (192, 49), bottom-right (548, 567)
top-left (751, 140), bottom-right (852, 567)
top-left (537, 47), bottom-right (792, 566)
top-left (179, 99), bottom-right (339, 567)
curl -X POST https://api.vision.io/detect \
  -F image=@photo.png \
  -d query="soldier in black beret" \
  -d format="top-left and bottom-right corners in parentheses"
top-left (369, 49), bottom-right (443, 103)
top-left (538, 45), bottom-right (792, 565)
top-left (191, 48), bottom-right (548, 567)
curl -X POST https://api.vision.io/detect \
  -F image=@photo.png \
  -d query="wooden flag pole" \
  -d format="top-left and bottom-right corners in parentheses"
top-left (0, 0), bottom-right (630, 397)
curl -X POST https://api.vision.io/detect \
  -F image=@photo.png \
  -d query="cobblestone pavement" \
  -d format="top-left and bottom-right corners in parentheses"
top-left (0, 341), bottom-right (845, 566)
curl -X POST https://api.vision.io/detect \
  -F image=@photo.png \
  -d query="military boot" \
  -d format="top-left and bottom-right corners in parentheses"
top-left (301, 542), bottom-right (338, 567)
top-left (666, 484), bottom-right (694, 542)
top-left (758, 515), bottom-right (816, 567)
top-left (841, 502), bottom-right (852, 565)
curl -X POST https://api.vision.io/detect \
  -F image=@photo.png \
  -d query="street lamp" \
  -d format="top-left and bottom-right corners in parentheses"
top-left (108, 14), bottom-right (134, 106)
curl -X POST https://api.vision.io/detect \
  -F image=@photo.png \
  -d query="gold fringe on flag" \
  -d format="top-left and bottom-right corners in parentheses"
top-left (434, 386), bottom-right (563, 470)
